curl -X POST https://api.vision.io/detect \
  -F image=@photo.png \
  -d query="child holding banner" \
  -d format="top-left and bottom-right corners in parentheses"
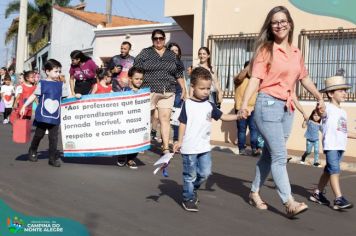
top-left (173, 67), bottom-right (242, 212)
top-left (91, 68), bottom-right (112, 94)
top-left (20, 59), bottom-right (68, 167)
top-left (116, 67), bottom-right (145, 169)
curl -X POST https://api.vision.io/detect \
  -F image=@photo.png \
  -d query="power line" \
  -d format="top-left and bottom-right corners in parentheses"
top-left (122, 0), bottom-right (135, 19)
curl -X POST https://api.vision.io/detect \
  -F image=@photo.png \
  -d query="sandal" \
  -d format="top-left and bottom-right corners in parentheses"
top-left (249, 192), bottom-right (268, 210)
top-left (285, 198), bottom-right (308, 218)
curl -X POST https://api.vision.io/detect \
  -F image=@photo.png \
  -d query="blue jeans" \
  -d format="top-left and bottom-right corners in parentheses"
top-left (182, 152), bottom-right (212, 201)
top-left (251, 93), bottom-right (294, 203)
top-left (302, 139), bottom-right (319, 163)
top-left (236, 110), bottom-right (258, 150)
top-left (172, 90), bottom-right (182, 141)
top-left (324, 150), bottom-right (344, 174)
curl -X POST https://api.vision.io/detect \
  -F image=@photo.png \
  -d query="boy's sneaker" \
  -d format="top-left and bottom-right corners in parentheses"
top-left (194, 190), bottom-right (199, 204)
top-left (239, 149), bottom-right (248, 156)
top-left (333, 196), bottom-right (353, 210)
top-left (313, 162), bottom-right (321, 167)
top-left (300, 161), bottom-right (305, 165)
top-left (117, 156), bottom-right (127, 167)
top-left (309, 191), bottom-right (330, 206)
top-left (3, 119), bottom-right (8, 124)
top-left (48, 159), bottom-right (61, 167)
top-left (28, 150), bottom-right (38, 162)
top-left (182, 200), bottom-right (198, 212)
top-left (126, 160), bottom-right (138, 170)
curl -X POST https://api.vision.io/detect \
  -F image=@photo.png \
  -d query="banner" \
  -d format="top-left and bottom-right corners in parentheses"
top-left (60, 88), bottom-right (151, 157)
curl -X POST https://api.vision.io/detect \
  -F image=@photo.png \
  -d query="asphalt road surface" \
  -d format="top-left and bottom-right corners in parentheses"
top-left (0, 124), bottom-right (355, 236)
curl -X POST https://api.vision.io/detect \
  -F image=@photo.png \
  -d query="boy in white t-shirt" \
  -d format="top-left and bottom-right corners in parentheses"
top-left (173, 67), bottom-right (242, 212)
top-left (310, 76), bottom-right (356, 210)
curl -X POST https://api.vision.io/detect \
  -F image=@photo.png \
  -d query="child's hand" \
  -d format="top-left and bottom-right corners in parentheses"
top-left (19, 106), bottom-right (26, 116)
top-left (316, 99), bottom-right (325, 116)
top-left (236, 113), bottom-right (243, 120)
top-left (239, 109), bottom-right (249, 119)
top-left (303, 112), bottom-right (308, 121)
top-left (173, 142), bottom-right (182, 153)
top-left (75, 93), bottom-right (82, 99)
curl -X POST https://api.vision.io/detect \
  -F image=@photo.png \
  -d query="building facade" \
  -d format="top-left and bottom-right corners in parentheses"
top-left (165, 0), bottom-right (356, 156)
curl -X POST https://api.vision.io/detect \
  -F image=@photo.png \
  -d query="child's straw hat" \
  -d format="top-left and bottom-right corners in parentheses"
top-left (319, 76), bottom-right (351, 93)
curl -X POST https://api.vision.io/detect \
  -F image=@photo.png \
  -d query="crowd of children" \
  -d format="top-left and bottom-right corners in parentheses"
top-left (0, 68), bottom-right (39, 124)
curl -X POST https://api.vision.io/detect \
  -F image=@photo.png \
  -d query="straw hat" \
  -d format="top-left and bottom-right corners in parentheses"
top-left (319, 76), bottom-right (351, 93)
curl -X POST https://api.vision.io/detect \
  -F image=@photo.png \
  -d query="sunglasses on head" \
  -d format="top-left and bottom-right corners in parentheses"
top-left (153, 36), bottom-right (165, 41)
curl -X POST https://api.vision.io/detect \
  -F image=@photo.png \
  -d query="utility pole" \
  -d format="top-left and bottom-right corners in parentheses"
top-left (15, 0), bottom-right (28, 74)
top-left (106, 0), bottom-right (112, 24)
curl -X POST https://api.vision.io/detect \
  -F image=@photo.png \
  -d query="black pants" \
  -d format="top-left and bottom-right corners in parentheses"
top-left (74, 79), bottom-right (95, 95)
top-left (3, 108), bottom-right (12, 120)
top-left (29, 122), bottom-right (59, 159)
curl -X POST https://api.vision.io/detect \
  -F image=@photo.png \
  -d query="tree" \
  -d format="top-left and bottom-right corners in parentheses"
top-left (4, 0), bottom-right (73, 54)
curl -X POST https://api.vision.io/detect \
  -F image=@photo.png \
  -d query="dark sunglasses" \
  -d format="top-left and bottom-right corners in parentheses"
top-left (153, 37), bottom-right (165, 41)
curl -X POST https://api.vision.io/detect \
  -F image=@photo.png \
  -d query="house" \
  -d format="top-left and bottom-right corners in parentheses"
top-left (24, 4), bottom-right (192, 83)
top-left (165, 0), bottom-right (356, 156)
top-left (49, 4), bottom-right (157, 81)
top-left (92, 22), bottom-right (193, 69)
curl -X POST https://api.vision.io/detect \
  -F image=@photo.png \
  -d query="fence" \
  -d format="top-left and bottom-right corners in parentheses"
top-left (207, 33), bottom-right (258, 98)
top-left (208, 28), bottom-right (356, 101)
top-left (298, 28), bottom-right (356, 101)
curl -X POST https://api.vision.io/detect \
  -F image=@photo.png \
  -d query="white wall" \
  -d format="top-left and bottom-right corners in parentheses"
top-left (92, 24), bottom-right (193, 66)
top-left (50, 9), bottom-right (96, 81)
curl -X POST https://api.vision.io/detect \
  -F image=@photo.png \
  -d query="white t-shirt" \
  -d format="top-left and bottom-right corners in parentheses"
top-left (178, 98), bottom-right (222, 154)
top-left (322, 103), bottom-right (348, 150)
top-left (0, 85), bottom-right (15, 108)
top-left (15, 84), bottom-right (24, 96)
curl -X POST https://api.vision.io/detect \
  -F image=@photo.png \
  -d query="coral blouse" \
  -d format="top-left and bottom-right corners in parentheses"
top-left (252, 43), bottom-right (308, 109)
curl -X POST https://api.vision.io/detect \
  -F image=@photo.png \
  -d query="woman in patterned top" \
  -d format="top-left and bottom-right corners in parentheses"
top-left (134, 29), bottom-right (186, 154)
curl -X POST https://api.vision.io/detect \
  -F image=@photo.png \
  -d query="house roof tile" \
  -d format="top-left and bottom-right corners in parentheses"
top-left (54, 5), bottom-right (158, 27)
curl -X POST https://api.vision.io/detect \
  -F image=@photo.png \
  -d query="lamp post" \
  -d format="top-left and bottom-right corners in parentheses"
top-left (15, 0), bottom-right (28, 74)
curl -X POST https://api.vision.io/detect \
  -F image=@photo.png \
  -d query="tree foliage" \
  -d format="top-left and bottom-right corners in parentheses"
top-left (4, 0), bottom-right (73, 54)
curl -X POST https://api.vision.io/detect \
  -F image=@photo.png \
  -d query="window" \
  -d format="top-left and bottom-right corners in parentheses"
top-left (298, 28), bottom-right (356, 101)
top-left (208, 33), bottom-right (257, 97)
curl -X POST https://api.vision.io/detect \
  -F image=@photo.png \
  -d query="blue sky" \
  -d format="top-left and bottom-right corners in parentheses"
top-left (0, 0), bottom-right (173, 66)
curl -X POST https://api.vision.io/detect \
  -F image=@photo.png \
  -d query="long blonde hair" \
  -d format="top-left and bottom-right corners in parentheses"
top-left (250, 6), bottom-right (294, 73)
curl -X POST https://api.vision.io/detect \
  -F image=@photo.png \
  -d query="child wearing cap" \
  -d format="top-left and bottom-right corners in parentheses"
top-left (309, 75), bottom-right (356, 210)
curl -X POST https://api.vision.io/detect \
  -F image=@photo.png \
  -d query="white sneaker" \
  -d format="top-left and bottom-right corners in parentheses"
top-left (300, 161), bottom-right (305, 165)
top-left (3, 119), bottom-right (8, 124)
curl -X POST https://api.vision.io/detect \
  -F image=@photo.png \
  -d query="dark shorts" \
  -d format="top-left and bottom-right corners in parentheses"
top-left (74, 79), bottom-right (96, 95)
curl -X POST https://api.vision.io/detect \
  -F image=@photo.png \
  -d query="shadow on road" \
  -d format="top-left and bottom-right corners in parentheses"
top-left (206, 172), bottom-right (289, 218)
top-left (15, 151), bottom-right (146, 167)
top-left (15, 151), bottom-right (51, 161)
top-left (146, 179), bottom-right (182, 206)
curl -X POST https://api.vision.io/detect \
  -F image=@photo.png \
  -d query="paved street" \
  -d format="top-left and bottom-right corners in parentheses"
top-left (0, 124), bottom-right (355, 236)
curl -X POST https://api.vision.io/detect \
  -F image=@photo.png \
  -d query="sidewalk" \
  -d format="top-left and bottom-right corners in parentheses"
top-left (210, 140), bottom-right (356, 172)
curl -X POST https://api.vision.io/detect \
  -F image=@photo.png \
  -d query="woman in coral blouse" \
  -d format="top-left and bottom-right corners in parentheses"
top-left (240, 6), bottom-right (325, 218)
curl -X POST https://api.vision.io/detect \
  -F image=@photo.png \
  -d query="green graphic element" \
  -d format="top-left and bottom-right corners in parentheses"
top-left (289, 0), bottom-right (356, 24)
top-left (0, 199), bottom-right (89, 235)
top-left (7, 216), bottom-right (25, 233)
